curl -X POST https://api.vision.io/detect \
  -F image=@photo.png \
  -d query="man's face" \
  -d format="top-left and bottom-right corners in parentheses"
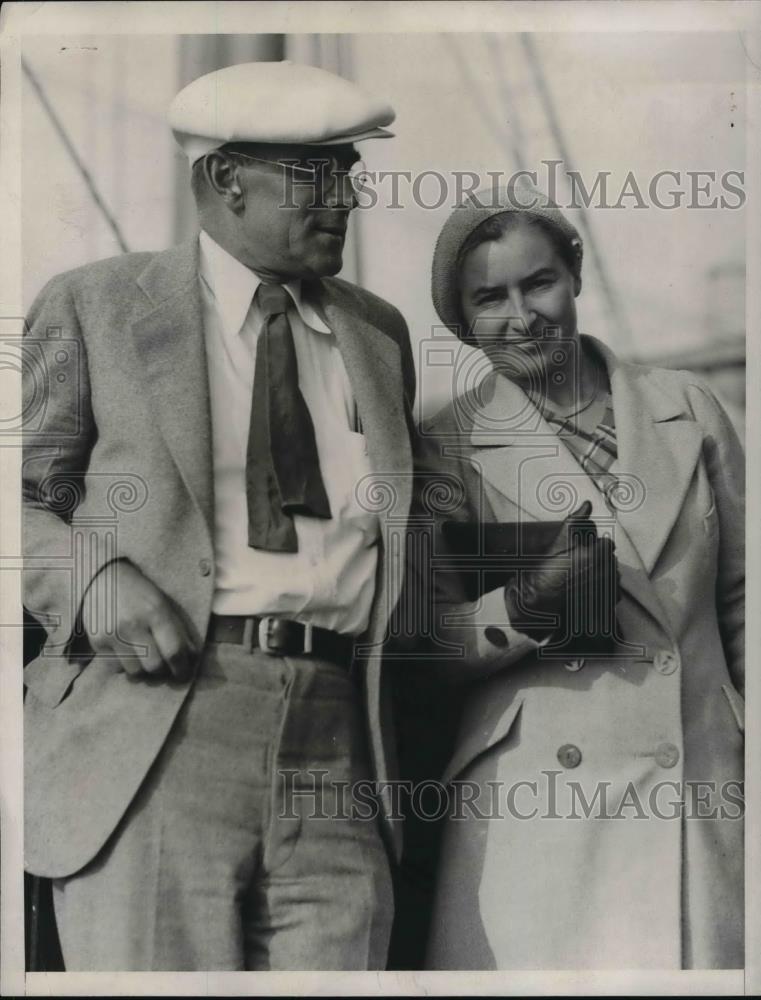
top-left (459, 218), bottom-right (581, 383)
top-left (231, 143), bottom-right (360, 281)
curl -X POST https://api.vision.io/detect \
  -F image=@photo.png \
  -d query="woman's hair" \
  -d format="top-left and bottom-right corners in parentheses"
top-left (457, 211), bottom-right (582, 280)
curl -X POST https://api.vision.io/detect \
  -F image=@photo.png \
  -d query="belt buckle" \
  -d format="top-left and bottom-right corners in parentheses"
top-left (302, 622), bottom-right (313, 654)
top-left (257, 616), bottom-right (313, 655)
top-left (258, 616), bottom-right (282, 655)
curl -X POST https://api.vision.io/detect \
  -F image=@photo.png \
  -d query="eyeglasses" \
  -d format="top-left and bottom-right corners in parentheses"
top-left (225, 151), bottom-right (368, 194)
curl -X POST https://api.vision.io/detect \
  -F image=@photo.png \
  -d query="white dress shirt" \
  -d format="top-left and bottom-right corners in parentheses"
top-left (199, 230), bottom-right (380, 635)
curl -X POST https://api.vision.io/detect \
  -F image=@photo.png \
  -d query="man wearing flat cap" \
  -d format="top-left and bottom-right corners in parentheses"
top-left (23, 61), bottom-right (415, 970)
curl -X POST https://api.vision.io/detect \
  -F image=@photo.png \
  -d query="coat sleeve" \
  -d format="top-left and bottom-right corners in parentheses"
top-left (394, 425), bottom-right (542, 686)
top-left (687, 380), bottom-right (745, 696)
top-left (22, 274), bottom-right (107, 658)
top-left (396, 310), bottom-right (417, 418)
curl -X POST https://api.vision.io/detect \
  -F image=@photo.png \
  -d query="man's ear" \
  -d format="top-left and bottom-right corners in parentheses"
top-left (204, 152), bottom-right (245, 213)
top-left (573, 274), bottom-right (582, 297)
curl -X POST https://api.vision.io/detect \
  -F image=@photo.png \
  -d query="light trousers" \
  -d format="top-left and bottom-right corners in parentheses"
top-left (52, 641), bottom-right (393, 970)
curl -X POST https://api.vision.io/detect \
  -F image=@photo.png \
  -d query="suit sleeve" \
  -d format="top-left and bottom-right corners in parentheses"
top-left (22, 275), bottom-right (106, 657)
top-left (688, 380), bottom-right (745, 696)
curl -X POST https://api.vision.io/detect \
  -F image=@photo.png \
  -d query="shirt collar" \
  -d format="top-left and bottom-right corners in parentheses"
top-left (199, 229), bottom-right (331, 338)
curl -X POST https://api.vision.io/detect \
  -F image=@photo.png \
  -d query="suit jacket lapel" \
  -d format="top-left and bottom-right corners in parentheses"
top-left (131, 240), bottom-right (214, 535)
top-left (315, 281), bottom-right (412, 508)
top-left (310, 282), bottom-right (412, 845)
top-left (313, 280), bottom-right (413, 634)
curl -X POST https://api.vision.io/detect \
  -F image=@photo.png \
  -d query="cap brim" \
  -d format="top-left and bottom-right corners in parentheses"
top-left (303, 126), bottom-right (395, 146)
top-left (176, 125), bottom-right (396, 165)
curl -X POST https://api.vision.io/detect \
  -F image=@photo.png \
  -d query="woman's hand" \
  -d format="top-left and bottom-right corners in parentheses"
top-left (504, 501), bottom-right (621, 641)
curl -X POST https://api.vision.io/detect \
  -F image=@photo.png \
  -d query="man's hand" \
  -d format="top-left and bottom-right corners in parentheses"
top-left (81, 560), bottom-right (199, 681)
top-left (504, 501), bottom-right (620, 641)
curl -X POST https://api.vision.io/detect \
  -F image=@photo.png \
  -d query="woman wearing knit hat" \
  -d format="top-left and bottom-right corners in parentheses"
top-left (419, 181), bottom-right (745, 969)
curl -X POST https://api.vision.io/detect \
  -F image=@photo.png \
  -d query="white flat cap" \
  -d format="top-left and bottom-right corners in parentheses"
top-left (170, 60), bottom-right (396, 163)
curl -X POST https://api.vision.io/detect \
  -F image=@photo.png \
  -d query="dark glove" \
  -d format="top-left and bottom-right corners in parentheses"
top-left (504, 500), bottom-right (621, 642)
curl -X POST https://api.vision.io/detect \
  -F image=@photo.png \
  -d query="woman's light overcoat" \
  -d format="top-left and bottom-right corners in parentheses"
top-left (423, 337), bottom-right (744, 970)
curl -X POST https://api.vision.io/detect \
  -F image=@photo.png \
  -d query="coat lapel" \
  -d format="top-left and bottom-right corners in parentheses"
top-left (602, 340), bottom-right (703, 575)
top-left (466, 370), bottom-right (604, 524)
top-left (468, 378), bottom-right (665, 625)
top-left (131, 240), bottom-right (214, 536)
top-left (462, 341), bottom-right (702, 631)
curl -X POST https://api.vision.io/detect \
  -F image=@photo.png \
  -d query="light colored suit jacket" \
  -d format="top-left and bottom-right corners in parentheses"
top-left (23, 240), bottom-right (415, 877)
top-left (420, 336), bottom-right (745, 969)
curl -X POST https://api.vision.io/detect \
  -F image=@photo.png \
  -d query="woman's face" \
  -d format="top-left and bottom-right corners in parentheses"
top-left (458, 218), bottom-right (581, 382)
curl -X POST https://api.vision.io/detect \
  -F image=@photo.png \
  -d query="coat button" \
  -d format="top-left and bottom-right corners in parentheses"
top-left (655, 742), bottom-right (680, 768)
top-left (484, 626), bottom-right (509, 648)
top-left (557, 744), bottom-right (582, 768)
top-left (199, 558), bottom-right (212, 577)
top-left (654, 650), bottom-right (679, 675)
top-left (564, 658), bottom-right (585, 672)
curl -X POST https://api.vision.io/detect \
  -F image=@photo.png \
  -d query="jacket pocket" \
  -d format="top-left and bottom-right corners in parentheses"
top-left (441, 696), bottom-right (525, 785)
top-left (24, 653), bottom-right (86, 709)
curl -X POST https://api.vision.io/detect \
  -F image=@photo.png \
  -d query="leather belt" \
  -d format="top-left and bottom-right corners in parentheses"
top-left (207, 614), bottom-right (355, 669)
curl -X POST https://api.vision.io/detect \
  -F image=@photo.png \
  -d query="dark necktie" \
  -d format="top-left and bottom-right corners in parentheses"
top-left (246, 283), bottom-right (332, 552)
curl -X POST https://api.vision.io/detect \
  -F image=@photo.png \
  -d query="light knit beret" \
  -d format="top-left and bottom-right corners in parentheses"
top-left (170, 61), bottom-right (396, 164)
top-left (431, 177), bottom-right (583, 338)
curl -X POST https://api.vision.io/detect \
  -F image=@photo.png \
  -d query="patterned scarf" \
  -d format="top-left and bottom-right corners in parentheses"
top-left (538, 394), bottom-right (620, 510)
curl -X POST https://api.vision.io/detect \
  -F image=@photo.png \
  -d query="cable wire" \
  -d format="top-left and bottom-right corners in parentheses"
top-left (22, 56), bottom-right (130, 254)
